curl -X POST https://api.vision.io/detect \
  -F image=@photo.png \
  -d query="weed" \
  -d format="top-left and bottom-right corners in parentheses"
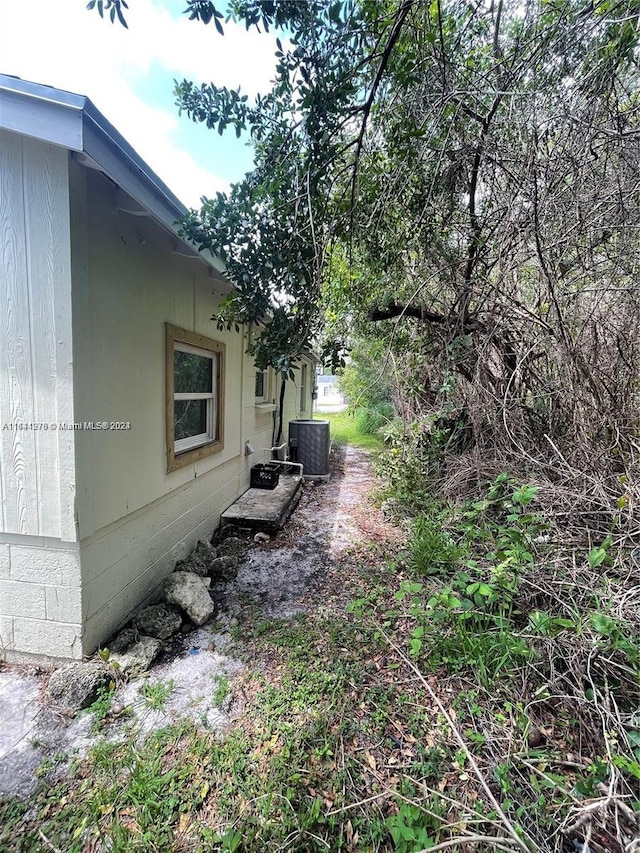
top-left (588, 535), bottom-right (613, 569)
top-left (34, 751), bottom-right (67, 779)
top-left (405, 515), bottom-right (464, 575)
top-left (88, 682), bottom-right (116, 731)
top-left (212, 673), bottom-right (230, 707)
top-left (355, 401), bottom-right (394, 436)
top-left (386, 799), bottom-right (441, 852)
top-left (139, 678), bottom-right (174, 710)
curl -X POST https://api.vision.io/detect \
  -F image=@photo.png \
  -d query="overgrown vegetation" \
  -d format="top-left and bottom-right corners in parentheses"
top-left (6, 1), bottom-right (635, 850)
top-left (161, 0), bottom-right (640, 532)
top-left (3, 461), bottom-right (638, 851)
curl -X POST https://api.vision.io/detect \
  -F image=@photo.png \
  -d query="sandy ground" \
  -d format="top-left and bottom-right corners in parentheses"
top-left (0, 445), bottom-right (377, 800)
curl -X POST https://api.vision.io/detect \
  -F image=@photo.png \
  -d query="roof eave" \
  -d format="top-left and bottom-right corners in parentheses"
top-left (0, 74), bottom-right (229, 285)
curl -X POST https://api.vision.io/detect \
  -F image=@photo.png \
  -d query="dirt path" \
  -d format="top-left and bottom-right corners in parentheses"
top-left (0, 445), bottom-right (384, 800)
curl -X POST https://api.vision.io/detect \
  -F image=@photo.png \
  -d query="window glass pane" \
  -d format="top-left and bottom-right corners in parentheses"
top-left (255, 371), bottom-right (265, 397)
top-left (174, 350), bottom-right (213, 394)
top-left (174, 400), bottom-right (207, 442)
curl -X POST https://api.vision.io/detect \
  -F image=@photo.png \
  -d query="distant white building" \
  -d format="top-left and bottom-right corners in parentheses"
top-left (314, 374), bottom-right (347, 412)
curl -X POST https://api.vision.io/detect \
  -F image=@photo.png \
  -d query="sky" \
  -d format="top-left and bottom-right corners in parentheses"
top-left (0, 0), bottom-right (280, 207)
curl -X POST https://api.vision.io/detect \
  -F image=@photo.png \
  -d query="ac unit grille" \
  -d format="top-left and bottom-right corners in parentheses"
top-left (288, 419), bottom-right (330, 476)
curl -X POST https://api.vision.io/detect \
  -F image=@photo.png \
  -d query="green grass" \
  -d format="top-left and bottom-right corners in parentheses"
top-left (323, 410), bottom-right (384, 451)
top-left (212, 674), bottom-right (230, 707)
top-left (139, 678), bottom-right (175, 710)
top-left (2, 474), bottom-right (639, 853)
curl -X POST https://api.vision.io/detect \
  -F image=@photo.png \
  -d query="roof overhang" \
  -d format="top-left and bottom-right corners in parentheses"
top-left (0, 74), bottom-right (229, 286)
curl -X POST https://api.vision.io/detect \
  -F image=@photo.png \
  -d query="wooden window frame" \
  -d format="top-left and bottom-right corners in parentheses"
top-left (165, 323), bottom-right (225, 472)
top-left (254, 366), bottom-right (277, 411)
top-left (254, 368), bottom-right (271, 402)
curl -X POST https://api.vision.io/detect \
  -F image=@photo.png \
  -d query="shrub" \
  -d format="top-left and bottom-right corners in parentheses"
top-left (354, 401), bottom-right (395, 436)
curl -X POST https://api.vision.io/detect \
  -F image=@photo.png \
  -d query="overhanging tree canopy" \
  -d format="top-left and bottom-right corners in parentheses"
top-left (92, 0), bottom-right (640, 481)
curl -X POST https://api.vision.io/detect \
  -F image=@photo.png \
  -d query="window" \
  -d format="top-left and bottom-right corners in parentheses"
top-left (300, 363), bottom-right (308, 412)
top-left (254, 367), bottom-right (277, 411)
top-left (165, 324), bottom-right (224, 471)
top-left (255, 368), bottom-right (273, 403)
top-left (323, 385), bottom-right (331, 397)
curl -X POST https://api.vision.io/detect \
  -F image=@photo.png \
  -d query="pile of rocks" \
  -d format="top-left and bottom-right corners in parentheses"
top-left (104, 535), bottom-right (247, 674)
top-left (47, 534), bottom-right (248, 712)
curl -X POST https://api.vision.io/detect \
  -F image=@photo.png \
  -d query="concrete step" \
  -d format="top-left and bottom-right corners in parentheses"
top-left (221, 475), bottom-right (303, 533)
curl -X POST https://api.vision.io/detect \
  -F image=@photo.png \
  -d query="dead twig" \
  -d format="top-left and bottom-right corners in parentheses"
top-left (413, 836), bottom-right (529, 853)
top-left (38, 830), bottom-right (63, 853)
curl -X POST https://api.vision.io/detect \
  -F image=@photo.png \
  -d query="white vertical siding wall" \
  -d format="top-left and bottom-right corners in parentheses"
top-left (0, 131), bottom-right (76, 539)
top-left (0, 131), bottom-right (82, 661)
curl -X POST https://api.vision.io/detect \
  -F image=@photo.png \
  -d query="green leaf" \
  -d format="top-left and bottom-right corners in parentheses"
top-left (590, 612), bottom-right (615, 636)
top-left (627, 730), bottom-right (640, 748)
top-left (329, 2), bottom-right (342, 23)
top-left (588, 547), bottom-right (608, 569)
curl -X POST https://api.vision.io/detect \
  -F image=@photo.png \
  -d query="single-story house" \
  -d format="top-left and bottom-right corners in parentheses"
top-left (0, 74), bottom-right (315, 663)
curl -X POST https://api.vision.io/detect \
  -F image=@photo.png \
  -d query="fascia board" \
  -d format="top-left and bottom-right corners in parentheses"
top-left (81, 107), bottom-right (228, 281)
top-left (0, 79), bottom-right (84, 151)
top-left (82, 110), bottom-right (184, 233)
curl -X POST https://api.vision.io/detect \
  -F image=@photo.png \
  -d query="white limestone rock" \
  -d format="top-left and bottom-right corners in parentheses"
top-left (48, 663), bottom-right (113, 712)
top-left (209, 556), bottom-right (239, 582)
top-left (110, 636), bottom-right (162, 674)
top-left (175, 539), bottom-right (218, 577)
top-left (133, 603), bottom-right (183, 640)
top-left (161, 571), bottom-right (215, 626)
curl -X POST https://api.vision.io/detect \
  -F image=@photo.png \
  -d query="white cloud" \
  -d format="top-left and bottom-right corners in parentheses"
top-left (0, 0), bottom-right (277, 205)
top-left (117, 0), bottom-right (279, 95)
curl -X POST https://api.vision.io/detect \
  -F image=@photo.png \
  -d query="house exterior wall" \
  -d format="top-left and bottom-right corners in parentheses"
top-left (0, 135), bottom-right (319, 662)
top-left (314, 374), bottom-right (346, 412)
top-left (248, 359), bottom-right (315, 461)
top-left (69, 162), bottom-right (265, 652)
top-left (0, 130), bottom-right (82, 661)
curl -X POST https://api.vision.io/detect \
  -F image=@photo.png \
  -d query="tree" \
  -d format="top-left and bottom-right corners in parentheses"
top-left (317, 0), bottom-right (640, 484)
top-left (91, 0), bottom-right (640, 494)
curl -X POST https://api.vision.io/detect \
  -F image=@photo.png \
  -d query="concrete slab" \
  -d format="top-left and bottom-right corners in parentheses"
top-left (221, 475), bottom-right (303, 532)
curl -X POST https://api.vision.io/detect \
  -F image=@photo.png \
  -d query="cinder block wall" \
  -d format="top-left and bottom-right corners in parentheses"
top-left (0, 542), bottom-right (82, 661)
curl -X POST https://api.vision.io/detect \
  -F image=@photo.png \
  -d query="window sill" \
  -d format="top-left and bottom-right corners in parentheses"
top-left (167, 438), bottom-right (223, 472)
top-left (255, 402), bottom-right (276, 412)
